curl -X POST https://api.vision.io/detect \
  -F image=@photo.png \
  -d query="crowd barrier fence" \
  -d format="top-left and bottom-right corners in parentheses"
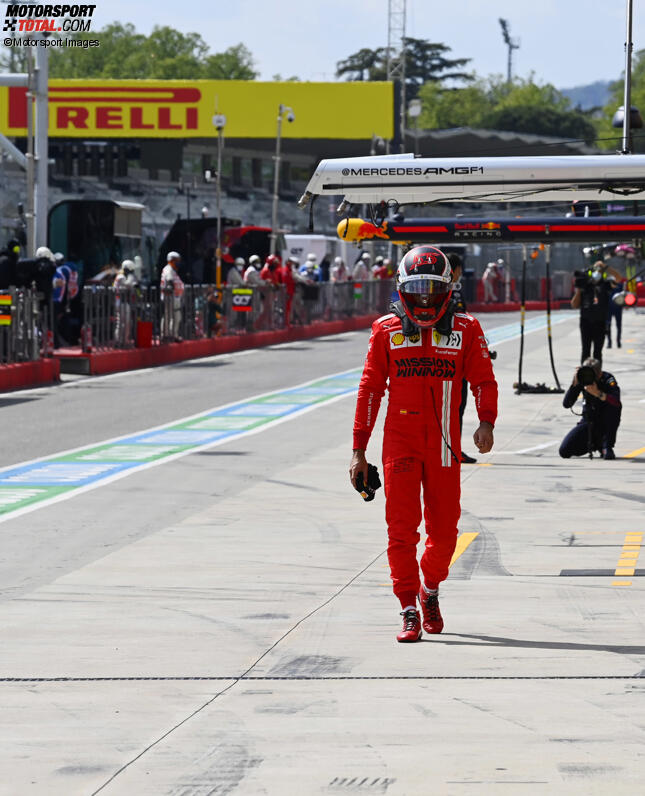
top-left (0, 287), bottom-right (52, 364)
top-left (81, 279), bottom-right (395, 352)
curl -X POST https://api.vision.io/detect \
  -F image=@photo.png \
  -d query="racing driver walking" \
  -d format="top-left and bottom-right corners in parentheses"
top-left (349, 245), bottom-right (498, 643)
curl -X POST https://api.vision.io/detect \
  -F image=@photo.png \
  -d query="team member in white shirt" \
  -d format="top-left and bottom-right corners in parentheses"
top-left (160, 251), bottom-right (185, 342)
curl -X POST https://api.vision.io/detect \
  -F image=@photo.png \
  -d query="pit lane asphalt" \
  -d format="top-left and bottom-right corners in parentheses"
top-left (0, 312), bottom-right (572, 467)
top-left (1, 309), bottom-right (644, 795)
top-left (0, 313), bottom-right (566, 598)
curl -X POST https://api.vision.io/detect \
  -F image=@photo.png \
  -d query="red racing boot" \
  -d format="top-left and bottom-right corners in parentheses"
top-left (396, 608), bottom-right (422, 643)
top-left (418, 589), bottom-right (444, 634)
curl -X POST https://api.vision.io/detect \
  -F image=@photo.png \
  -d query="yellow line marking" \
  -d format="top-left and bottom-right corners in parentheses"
top-left (612, 530), bottom-right (643, 585)
top-left (379, 533), bottom-right (479, 586)
top-left (450, 532), bottom-right (479, 566)
top-left (476, 463), bottom-right (493, 467)
top-left (379, 531), bottom-right (481, 585)
top-left (624, 447), bottom-right (645, 458)
top-left (627, 349), bottom-right (635, 354)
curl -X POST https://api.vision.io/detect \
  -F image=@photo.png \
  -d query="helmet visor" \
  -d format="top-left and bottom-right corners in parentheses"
top-left (405, 292), bottom-right (448, 311)
top-left (399, 276), bottom-right (451, 295)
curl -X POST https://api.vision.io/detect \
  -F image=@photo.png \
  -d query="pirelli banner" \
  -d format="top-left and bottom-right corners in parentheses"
top-left (0, 79), bottom-right (394, 140)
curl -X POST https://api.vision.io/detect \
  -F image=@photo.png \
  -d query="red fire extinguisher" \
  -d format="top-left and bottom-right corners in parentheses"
top-left (45, 329), bottom-right (54, 357)
top-left (81, 323), bottom-right (93, 352)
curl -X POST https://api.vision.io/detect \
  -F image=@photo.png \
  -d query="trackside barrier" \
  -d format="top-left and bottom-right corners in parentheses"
top-left (0, 287), bottom-right (51, 364)
top-left (81, 280), bottom-right (395, 352)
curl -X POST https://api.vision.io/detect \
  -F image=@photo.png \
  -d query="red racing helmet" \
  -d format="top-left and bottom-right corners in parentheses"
top-left (396, 245), bottom-right (453, 328)
top-left (265, 254), bottom-right (281, 269)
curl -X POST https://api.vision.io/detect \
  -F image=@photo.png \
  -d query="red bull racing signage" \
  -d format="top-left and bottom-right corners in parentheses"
top-left (0, 79), bottom-right (394, 139)
top-left (338, 216), bottom-right (645, 244)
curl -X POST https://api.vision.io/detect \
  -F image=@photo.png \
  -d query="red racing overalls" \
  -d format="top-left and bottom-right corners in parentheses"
top-left (353, 311), bottom-right (498, 605)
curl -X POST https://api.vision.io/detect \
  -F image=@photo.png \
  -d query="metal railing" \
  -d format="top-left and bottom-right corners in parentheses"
top-left (0, 287), bottom-right (52, 364)
top-left (80, 280), bottom-right (395, 352)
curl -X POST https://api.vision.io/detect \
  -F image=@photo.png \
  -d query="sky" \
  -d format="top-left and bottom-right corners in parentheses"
top-left (99, 0), bottom-right (643, 90)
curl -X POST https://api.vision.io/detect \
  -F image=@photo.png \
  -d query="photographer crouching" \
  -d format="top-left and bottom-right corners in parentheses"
top-left (559, 358), bottom-right (622, 460)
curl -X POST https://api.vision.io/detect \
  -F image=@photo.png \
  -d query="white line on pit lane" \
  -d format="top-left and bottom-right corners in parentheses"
top-left (1, 335), bottom-right (363, 396)
top-left (491, 440), bottom-right (560, 455)
top-left (267, 333), bottom-right (358, 350)
top-left (482, 314), bottom-right (576, 346)
top-left (0, 347), bottom-right (260, 397)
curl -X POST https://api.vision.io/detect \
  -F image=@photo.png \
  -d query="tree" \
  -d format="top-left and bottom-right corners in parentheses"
top-left (417, 80), bottom-right (491, 129)
top-left (418, 74), bottom-right (597, 143)
top-left (45, 24), bottom-right (258, 80)
top-left (336, 38), bottom-right (472, 98)
top-left (0, 43), bottom-right (29, 73)
top-left (482, 105), bottom-right (597, 143)
top-left (335, 48), bottom-right (388, 82)
top-left (403, 38), bottom-right (472, 98)
top-left (594, 48), bottom-right (645, 151)
top-left (204, 45), bottom-right (258, 80)
top-left (138, 26), bottom-right (209, 80)
top-left (49, 22), bottom-right (149, 79)
top-left (488, 76), bottom-right (571, 112)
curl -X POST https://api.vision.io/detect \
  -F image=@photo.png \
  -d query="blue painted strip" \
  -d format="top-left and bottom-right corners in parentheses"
top-left (125, 430), bottom-right (233, 446)
top-left (484, 312), bottom-right (574, 345)
top-left (0, 368), bottom-right (362, 521)
top-left (0, 461), bottom-right (138, 487)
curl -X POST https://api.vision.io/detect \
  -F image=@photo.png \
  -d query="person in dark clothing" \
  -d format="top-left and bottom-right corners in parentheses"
top-left (571, 260), bottom-right (621, 363)
top-left (319, 254), bottom-right (331, 283)
top-left (559, 358), bottom-right (621, 460)
top-left (0, 239), bottom-right (21, 289)
top-left (606, 277), bottom-right (623, 349)
top-left (448, 252), bottom-right (479, 464)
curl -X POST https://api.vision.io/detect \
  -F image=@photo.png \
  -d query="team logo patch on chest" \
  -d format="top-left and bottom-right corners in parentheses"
top-left (395, 356), bottom-right (456, 378)
top-left (389, 331), bottom-right (422, 349)
top-left (432, 329), bottom-right (463, 350)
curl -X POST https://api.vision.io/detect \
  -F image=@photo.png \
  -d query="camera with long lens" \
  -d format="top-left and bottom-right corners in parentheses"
top-left (574, 269), bottom-right (590, 289)
top-left (578, 365), bottom-right (596, 386)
